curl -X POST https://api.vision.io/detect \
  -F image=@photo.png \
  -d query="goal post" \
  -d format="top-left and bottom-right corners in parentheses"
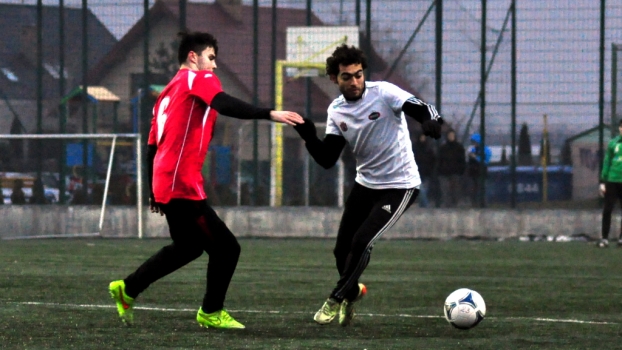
top-left (271, 61), bottom-right (326, 207)
top-left (270, 26), bottom-right (358, 207)
top-left (0, 133), bottom-right (143, 239)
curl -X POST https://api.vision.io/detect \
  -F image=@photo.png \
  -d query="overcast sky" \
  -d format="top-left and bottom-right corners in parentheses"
top-left (2, 0), bottom-right (622, 145)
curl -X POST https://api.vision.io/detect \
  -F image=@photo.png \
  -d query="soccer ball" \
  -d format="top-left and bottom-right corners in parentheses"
top-left (443, 288), bottom-right (486, 330)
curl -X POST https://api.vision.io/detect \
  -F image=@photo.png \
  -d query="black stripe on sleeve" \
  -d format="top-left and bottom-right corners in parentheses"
top-left (402, 97), bottom-right (440, 124)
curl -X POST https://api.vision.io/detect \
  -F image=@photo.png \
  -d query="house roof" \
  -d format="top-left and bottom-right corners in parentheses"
top-left (0, 3), bottom-right (117, 100)
top-left (567, 125), bottom-right (613, 145)
top-left (60, 86), bottom-right (121, 105)
top-left (89, 0), bottom-right (418, 120)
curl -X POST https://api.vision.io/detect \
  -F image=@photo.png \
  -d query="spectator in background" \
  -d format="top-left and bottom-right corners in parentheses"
top-left (413, 133), bottom-right (436, 208)
top-left (70, 187), bottom-right (87, 204)
top-left (597, 120), bottom-right (622, 248)
top-left (467, 133), bottom-right (491, 206)
top-left (30, 177), bottom-right (49, 204)
top-left (10, 179), bottom-right (26, 205)
top-left (91, 183), bottom-right (105, 205)
top-left (438, 130), bottom-right (466, 208)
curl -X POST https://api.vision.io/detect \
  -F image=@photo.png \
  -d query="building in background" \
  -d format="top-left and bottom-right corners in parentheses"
top-left (0, 3), bottom-right (117, 172)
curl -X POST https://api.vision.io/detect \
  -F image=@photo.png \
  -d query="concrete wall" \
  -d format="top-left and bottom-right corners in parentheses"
top-left (0, 206), bottom-right (613, 240)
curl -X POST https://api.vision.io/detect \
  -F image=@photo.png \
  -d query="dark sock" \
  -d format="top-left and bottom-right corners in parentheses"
top-left (123, 280), bottom-right (138, 299)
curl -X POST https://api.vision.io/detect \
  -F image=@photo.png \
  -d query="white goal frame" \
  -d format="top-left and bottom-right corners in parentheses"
top-left (0, 133), bottom-right (143, 239)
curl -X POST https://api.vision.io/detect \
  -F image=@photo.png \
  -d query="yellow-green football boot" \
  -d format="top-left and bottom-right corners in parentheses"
top-left (313, 298), bottom-right (340, 325)
top-left (197, 308), bottom-right (245, 329)
top-left (109, 280), bottom-right (135, 325)
top-left (339, 283), bottom-right (367, 327)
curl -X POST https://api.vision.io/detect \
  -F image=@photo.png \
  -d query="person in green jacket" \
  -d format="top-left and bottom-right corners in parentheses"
top-left (598, 120), bottom-right (622, 248)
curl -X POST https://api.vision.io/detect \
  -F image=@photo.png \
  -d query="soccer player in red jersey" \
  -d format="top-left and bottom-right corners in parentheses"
top-left (109, 31), bottom-right (303, 329)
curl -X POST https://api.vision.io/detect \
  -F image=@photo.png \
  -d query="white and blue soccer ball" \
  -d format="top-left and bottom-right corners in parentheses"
top-left (443, 288), bottom-right (486, 330)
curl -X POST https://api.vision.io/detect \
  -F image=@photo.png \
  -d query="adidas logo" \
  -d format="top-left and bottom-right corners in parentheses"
top-left (382, 204), bottom-right (391, 213)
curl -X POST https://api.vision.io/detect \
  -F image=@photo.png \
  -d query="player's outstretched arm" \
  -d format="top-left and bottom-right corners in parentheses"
top-left (269, 110), bottom-right (304, 126)
top-left (294, 118), bottom-right (346, 169)
top-left (402, 97), bottom-right (444, 139)
top-left (210, 92), bottom-right (302, 125)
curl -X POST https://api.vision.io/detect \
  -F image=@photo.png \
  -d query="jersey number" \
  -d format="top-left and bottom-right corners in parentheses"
top-left (156, 96), bottom-right (170, 144)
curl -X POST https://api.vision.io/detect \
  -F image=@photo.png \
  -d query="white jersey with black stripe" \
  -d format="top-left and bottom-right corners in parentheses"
top-left (325, 81), bottom-right (421, 189)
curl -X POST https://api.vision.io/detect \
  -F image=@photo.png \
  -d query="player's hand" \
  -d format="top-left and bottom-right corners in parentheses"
top-left (293, 118), bottom-right (317, 141)
top-left (599, 183), bottom-right (606, 197)
top-left (422, 117), bottom-right (443, 139)
top-left (269, 110), bottom-right (304, 126)
top-left (150, 196), bottom-right (164, 216)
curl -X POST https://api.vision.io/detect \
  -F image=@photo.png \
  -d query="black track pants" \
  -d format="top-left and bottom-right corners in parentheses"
top-left (602, 182), bottom-right (622, 240)
top-left (124, 199), bottom-right (240, 313)
top-left (330, 183), bottom-right (418, 301)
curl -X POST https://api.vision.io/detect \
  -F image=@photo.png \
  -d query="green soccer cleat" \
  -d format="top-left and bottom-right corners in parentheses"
top-left (339, 283), bottom-right (367, 327)
top-left (109, 280), bottom-right (135, 325)
top-left (197, 308), bottom-right (245, 329)
top-left (313, 298), bottom-right (340, 325)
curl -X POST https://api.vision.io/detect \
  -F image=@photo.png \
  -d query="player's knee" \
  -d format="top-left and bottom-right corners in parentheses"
top-left (333, 244), bottom-right (348, 259)
top-left (218, 239), bottom-right (240, 260)
top-left (230, 240), bottom-right (241, 258)
top-left (164, 242), bottom-right (203, 259)
top-left (351, 237), bottom-right (373, 254)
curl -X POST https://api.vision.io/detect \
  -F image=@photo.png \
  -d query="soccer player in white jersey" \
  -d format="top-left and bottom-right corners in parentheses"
top-left (294, 44), bottom-right (443, 327)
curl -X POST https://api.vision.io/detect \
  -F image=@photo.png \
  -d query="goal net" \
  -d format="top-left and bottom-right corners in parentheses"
top-left (0, 133), bottom-right (143, 240)
top-left (266, 26), bottom-right (358, 207)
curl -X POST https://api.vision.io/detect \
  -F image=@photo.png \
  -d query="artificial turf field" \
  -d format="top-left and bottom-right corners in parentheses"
top-left (1, 238), bottom-right (621, 349)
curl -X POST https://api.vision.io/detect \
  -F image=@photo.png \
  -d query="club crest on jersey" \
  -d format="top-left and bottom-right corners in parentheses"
top-left (368, 111), bottom-right (381, 120)
top-left (340, 122), bottom-right (348, 132)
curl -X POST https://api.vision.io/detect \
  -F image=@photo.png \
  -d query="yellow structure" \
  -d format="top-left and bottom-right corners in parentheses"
top-left (271, 61), bottom-right (325, 206)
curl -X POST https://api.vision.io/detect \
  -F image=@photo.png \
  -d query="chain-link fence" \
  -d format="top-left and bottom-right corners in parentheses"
top-left (613, 43), bottom-right (622, 133)
top-left (0, 0), bottom-right (620, 208)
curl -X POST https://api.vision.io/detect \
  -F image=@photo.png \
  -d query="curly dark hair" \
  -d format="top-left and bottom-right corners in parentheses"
top-left (177, 31), bottom-right (219, 65)
top-left (325, 44), bottom-right (368, 76)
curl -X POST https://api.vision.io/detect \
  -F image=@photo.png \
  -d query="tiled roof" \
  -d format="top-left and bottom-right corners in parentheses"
top-left (89, 0), bottom-right (417, 120)
top-left (0, 3), bottom-right (117, 100)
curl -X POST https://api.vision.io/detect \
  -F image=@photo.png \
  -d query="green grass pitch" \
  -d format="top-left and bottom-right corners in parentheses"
top-left (1, 238), bottom-right (621, 349)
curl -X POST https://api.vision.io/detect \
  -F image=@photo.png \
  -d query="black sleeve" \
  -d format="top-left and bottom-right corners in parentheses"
top-left (304, 134), bottom-right (347, 169)
top-left (210, 91), bottom-right (272, 120)
top-left (147, 144), bottom-right (157, 200)
top-left (401, 97), bottom-right (441, 124)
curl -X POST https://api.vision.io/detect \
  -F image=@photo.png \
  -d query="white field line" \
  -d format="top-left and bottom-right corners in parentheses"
top-left (12, 301), bottom-right (617, 325)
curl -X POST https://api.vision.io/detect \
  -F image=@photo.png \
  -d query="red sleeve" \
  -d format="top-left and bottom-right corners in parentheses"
top-left (147, 103), bottom-right (158, 146)
top-left (189, 71), bottom-right (223, 104)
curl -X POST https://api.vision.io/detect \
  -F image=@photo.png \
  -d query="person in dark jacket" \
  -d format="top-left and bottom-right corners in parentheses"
top-left (413, 133), bottom-right (436, 208)
top-left (10, 179), bottom-right (27, 205)
top-left (438, 130), bottom-right (466, 207)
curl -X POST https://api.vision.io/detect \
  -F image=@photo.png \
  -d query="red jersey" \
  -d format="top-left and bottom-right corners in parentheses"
top-left (148, 69), bottom-right (223, 204)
